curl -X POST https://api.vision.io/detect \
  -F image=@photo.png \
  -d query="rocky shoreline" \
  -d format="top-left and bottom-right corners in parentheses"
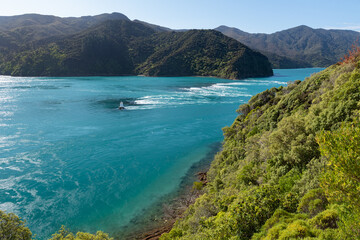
top-left (117, 143), bottom-right (220, 240)
top-left (125, 172), bottom-right (208, 240)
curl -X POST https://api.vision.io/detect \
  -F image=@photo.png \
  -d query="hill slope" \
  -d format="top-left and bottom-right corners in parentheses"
top-left (133, 30), bottom-right (273, 79)
top-left (0, 20), bottom-right (154, 76)
top-left (161, 51), bottom-right (360, 239)
top-left (0, 12), bottom-right (129, 45)
top-left (216, 25), bottom-right (360, 68)
top-left (0, 20), bottom-right (273, 79)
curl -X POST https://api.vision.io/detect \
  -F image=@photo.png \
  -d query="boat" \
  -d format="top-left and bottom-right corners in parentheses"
top-left (118, 101), bottom-right (125, 110)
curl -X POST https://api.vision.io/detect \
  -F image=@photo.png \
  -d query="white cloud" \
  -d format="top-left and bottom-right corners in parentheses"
top-left (324, 25), bottom-right (360, 32)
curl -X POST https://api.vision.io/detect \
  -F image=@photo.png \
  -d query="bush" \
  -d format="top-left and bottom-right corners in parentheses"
top-left (0, 210), bottom-right (32, 240)
top-left (277, 220), bottom-right (315, 239)
top-left (297, 188), bottom-right (328, 217)
top-left (318, 119), bottom-right (360, 238)
top-left (309, 209), bottom-right (338, 230)
top-left (268, 116), bottom-right (319, 169)
top-left (192, 181), bottom-right (204, 191)
top-left (237, 163), bottom-right (260, 185)
top-left (50, 226), bottom-right (113, 240)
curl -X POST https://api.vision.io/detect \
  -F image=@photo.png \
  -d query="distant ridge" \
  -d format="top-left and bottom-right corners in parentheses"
top-left (133, 19), bottom-right (172, 32)
top-left (0, 12), bottom-right (129, 44)
top-left (0, 12), bottom-right (130, 31)
top-left (215, 25), bottom-right (360, 68)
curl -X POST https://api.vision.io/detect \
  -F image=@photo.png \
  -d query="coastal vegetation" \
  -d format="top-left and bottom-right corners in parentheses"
top-left (160, 49), bottom-right (360, 239)
top-left (0, 210), bottom-right (112, 240)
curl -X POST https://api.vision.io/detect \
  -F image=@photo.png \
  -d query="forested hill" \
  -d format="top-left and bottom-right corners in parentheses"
top-left (132, 29), bottom-right (273, 79)
top-left (216, 25), bottom-right (360, 69)
top-left (0, 12), bottom-right (129, 46)
top-left (161, 46), bottom-right (360, 239)
top-left (2, 13), bottom-right (359, 74)
top-left (0, 19), bottom-right (273, 79)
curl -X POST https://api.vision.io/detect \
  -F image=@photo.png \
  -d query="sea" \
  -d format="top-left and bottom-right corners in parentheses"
top-left (0, 68), bottom-right (323, 239)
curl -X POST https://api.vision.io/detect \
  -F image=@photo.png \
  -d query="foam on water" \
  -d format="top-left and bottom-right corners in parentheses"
top-left (133, 81), bottom-right (254, 109)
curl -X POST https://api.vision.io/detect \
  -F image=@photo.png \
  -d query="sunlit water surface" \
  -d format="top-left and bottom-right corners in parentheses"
top-left (0, 69), bottom-right (323, 238)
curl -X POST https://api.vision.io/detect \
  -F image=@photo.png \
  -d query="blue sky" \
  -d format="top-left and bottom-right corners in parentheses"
top-left (2, 0), bottom-right (360, 33)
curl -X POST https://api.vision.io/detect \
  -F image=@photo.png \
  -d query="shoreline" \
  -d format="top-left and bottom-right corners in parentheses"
top-left (116, 142), bottom-right (222, 240)
top-left (0, 73), bottom-right (273, 81)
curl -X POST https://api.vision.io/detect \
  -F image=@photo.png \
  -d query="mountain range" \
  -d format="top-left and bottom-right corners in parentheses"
top-left (0, 13), bottom-right (272, 79)
top-left (215, 25), bottom-right (360, 68)
top-left (120, 21), bottom-right (360, 69)
top-left (0, 12), bottom-right (359, 78)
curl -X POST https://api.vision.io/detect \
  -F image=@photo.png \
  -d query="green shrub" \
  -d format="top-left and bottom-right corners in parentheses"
top-left (237, 163), bottom-right (260, 185)
top-left (192, 182), bottom-right (204, 191)
top-left (0, 210), bottom-right (32, 240)
top-left (50, 226), bottom-right (113, 240)
top-left (318, 119), bottom-right (360, 238)
top-left (277, 220), bottom-right (315, 239)
top-left (297, 188), bottom-right (328, 217)
top-left (309, 209), bottom-right (338, 230)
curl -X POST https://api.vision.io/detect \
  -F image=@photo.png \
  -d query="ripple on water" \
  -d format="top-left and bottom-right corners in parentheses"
top-left (0, 69), bottom-right (324, 239)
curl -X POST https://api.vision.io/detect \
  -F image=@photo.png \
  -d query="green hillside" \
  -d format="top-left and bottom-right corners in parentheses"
top-left (0, 13), bottom-right (129, 46)
top-left (133, 30), bottom-right (273, 79)
top-left (161, 48), bottom-right (360, 239)
top-left (0, 20), bottom-right (273, 79)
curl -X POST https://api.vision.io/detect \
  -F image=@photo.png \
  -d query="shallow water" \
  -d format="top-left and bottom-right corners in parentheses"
top-left (0, 69), bottom-right (323, 238)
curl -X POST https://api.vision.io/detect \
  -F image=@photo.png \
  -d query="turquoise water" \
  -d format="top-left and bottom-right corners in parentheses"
top-left (0, 68), bottom-right (323, 238)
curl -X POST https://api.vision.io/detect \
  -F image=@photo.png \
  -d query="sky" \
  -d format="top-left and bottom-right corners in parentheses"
top-left (1, 0), bottom-right (360, 33)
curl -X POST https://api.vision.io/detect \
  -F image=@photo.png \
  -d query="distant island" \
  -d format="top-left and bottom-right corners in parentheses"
top-left (0, 13), bottom-right (273, 79)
